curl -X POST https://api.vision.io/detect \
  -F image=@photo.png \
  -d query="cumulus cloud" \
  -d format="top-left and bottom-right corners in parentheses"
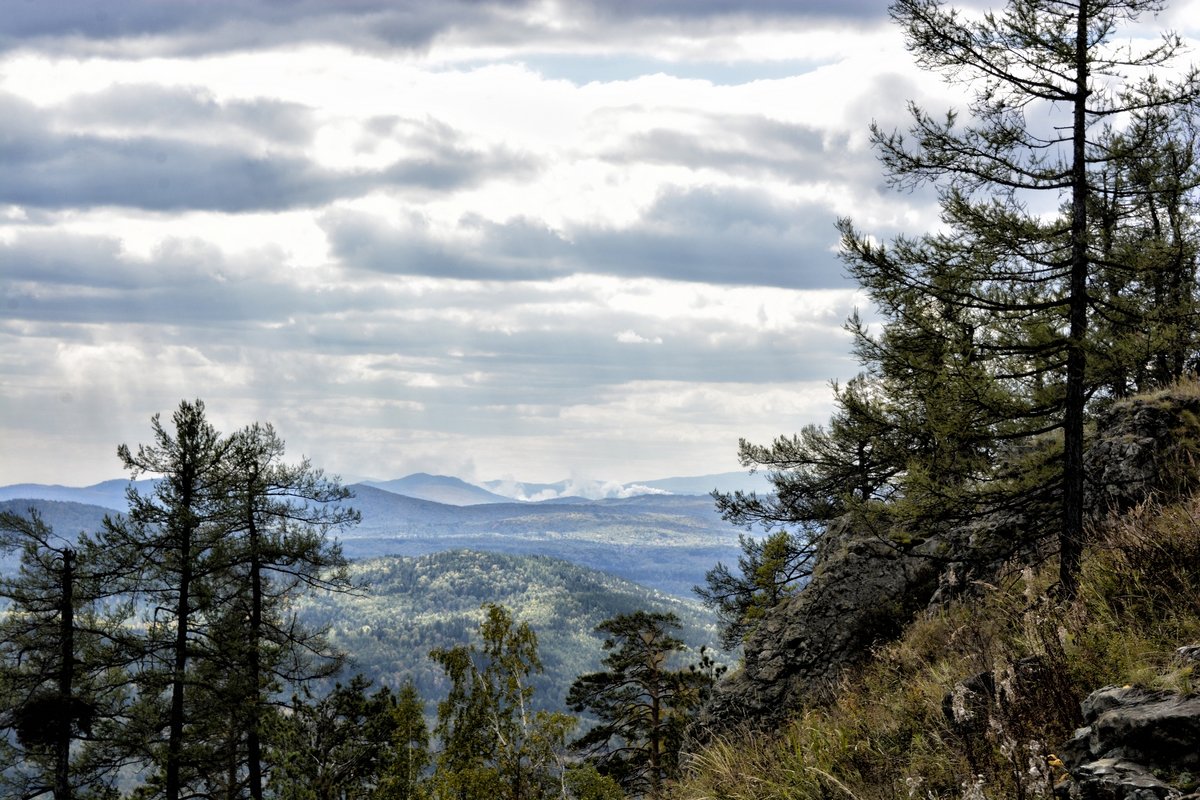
top-left (616, 330), bottom-right (663, 344)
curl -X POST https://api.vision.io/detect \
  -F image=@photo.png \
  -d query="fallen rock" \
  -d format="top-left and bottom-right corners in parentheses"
top-left (1057, 758), bottom-right (1178, 800)
top-left (1057, 685), bottom-right (1200, 800)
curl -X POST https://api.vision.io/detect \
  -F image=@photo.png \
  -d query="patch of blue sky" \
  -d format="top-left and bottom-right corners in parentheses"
top-left (469, 54), bottom-right (827, 86)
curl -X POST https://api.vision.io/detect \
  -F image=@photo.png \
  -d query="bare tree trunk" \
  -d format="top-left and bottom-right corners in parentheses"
top-left (1061, 0), bottom-right (1091, 599)
top-left (55, 550), bottom-right (75, 800)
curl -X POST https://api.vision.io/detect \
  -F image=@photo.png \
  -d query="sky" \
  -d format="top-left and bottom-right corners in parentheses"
top-left (2, 0), bottom-right (1198, 489)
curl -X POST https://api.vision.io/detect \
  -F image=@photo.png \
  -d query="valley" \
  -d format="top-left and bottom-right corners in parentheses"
top-left (0, 472), bottom-right (746, 707)
top-left (0, 473), bottom-right (750, 598)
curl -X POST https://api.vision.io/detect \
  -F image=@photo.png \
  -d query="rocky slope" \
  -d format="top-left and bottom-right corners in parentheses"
top-left (692, 387), bottom-right (1200, 784)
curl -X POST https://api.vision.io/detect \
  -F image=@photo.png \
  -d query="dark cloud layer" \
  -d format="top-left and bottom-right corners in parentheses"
top-left (608, 114), bottom-right (880, 186)
top-left (0, 92), bottom-right (537, 212)
top-left (1, 220), bottom-right (850, 393)
top-left (64, 84), bottom-right (316, 145)
top-left (0, 1), bottom-right (510, 54)
top-left (0, 0), bottom-right (888, 56)
top-left (325, 186), bottom-right (848, 289)
top-left (581, 0), bottom-right (888, 20)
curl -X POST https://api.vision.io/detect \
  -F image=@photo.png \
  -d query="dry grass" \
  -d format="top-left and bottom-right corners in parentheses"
top-left (671, 492), bottom-right (1200, 800)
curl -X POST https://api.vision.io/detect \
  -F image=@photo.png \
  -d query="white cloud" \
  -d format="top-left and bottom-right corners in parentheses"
top-left (615, 330), bottom-right (662, 344)
top-left (2, 0), bottom-right (1193, 488)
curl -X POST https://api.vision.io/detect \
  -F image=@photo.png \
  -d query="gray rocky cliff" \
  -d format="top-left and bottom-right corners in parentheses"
top-left (1084, 389), bottom-right (1200, 520)
top-left (692, 518), bottom-right (942, 733)
top-left (693, 388), bottom-right (1200, 739)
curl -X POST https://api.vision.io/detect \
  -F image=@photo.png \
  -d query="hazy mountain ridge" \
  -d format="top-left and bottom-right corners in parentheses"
top-left (339, 484), bottom-right (741, 596)
top-left (0, 481), bottom-right (744, 598)
top-left (0, 479), bottom-right (156, 511)
top-left (0, 470), bottom-right (772, 509)
top-left (363, 473), bottom-right (513, 505)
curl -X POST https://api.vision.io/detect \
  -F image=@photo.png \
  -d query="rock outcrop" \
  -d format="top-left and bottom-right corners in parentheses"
top-left (1057, 685), bottom-right (1200, 799)
top-left (1085, 388), bottom-right (1200, 520)
top-left (692, 519), bottom-right (943, 734)
top-left (694, 387), bottom-right (1200, 738)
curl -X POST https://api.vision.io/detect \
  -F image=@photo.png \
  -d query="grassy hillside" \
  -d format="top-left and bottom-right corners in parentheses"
top-left (673, 494), bottom-right (1200, 800)
top-left (297, 549), bottom-right (725, 712)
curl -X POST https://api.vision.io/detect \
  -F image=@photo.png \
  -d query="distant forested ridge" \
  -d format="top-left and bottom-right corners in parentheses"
top-left (0, 499), bottom-right (724, 710)
top-left (1, 485), bottom-right (743, 598)
top-left (297, 549), bottom-right (722, 710)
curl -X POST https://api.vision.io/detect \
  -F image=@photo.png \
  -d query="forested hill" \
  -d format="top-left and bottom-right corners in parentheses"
top-left (1, 487), bottom-right (744, 598)
top-left (341, 484), bottom-right (742, 596)
top-left (0, 501), bottom-right (725, 711)
top-left (294, 549), bottom-right (723, 711)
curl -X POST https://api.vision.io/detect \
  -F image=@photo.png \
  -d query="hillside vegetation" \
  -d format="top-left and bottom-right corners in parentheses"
top-left (296, 549), bottom-right (722, 709)
top-left (675, 486), bottom-right (1200, 799)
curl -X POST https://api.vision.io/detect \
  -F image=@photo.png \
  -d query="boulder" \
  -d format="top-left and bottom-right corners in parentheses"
top-left (1057, 685), bottom-right (1200, 800)
top-left (1057, 758), bottom-right (1179, 800)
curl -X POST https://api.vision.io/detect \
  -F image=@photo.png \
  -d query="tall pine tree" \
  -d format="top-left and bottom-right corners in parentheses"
top-left (98, 399), bottom-right (228, 800)
top-left (0, 510), bottom-right (133, 800)
top-left (720, 0), bottom-right (1200, 614)
top-left (845, 0), bottom-right (1200, 595)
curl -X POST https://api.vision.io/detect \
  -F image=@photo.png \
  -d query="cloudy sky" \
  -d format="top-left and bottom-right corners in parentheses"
top-left (2, 0), bottom-right (1197, 488)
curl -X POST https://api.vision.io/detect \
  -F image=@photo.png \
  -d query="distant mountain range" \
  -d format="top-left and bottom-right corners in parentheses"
top-left (0, 470), bottom-right (771, 510)
top-left (363, 473), bottom-right (513, 505)
top-left (0, 471), bottom-right (760, 597)
top-left (0, 479), bottom-right (157, 512)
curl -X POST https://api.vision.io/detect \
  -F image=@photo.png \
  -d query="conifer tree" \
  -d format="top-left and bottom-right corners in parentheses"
top-left (0, 510), bottom-right (132, 800)
top-left (267, 676), bottom-right (402, 800)
top-left (705, 375), bottom-right (906, 646)
top-left (95, 401), bottom-right (359, 798)
top-left (1089, 108), bottom-right (1200, 397)
top-left (715, 374), bottom-right (903, 533)
top-left (377, 680), bottom-right (431, 800)
top-left (694, 529), bottom-right (810, 649)
top-left (97, 399), bottom-right (228, 800)
top-left (210, 421), bottom-right (359, 800)
top-left (566, 612), bottom-right (713, 800)
top-left (842, 0), bottom-right (1200, 595)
